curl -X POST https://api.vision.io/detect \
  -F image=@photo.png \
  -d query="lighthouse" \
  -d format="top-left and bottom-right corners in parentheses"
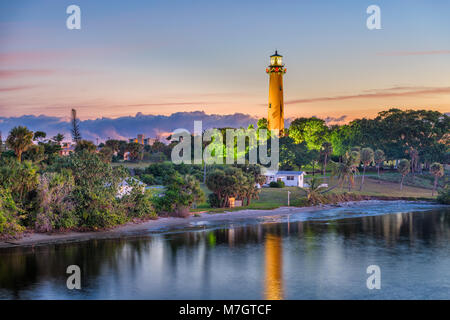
top-left (266, 50), bottom-right (286, 136)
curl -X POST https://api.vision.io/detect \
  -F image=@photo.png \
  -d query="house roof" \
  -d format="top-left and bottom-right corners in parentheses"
top-left (264, 171), bottom-right (305, 176)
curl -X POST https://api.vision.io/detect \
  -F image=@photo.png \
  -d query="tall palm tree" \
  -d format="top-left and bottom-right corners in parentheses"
top-left (6, 126), bottom-right (34, 162)
top-left (359, 147), bottom-right (374, 190)
top-left (321, 141), bottom-right (333, 179)
top-left (374, 149), bottom-right (385, 179)
top-left (397, 159), bottom-right (410, 191)
top-left (430, 162), bottom-right (444, 196)
top-left (331, 151), bottom-right (359, 192)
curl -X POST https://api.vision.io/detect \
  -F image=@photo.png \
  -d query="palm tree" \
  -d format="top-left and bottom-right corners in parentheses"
top-left (374, 149), bottom-right (385, 179)
top-left (359, 147), bottom-right (374, 190)
top-left (6, 126), bottom-right (34, 162)
top-left (331, 151), bottom-right (359, 192)
top-left (430, 162), bottom-right (444, 196)
top-left (300, 176), bottom-right (327, 205)
top-left (321, 141), bottom-right (333, 179)
top-left (397, 159), bottom-right (410, 191)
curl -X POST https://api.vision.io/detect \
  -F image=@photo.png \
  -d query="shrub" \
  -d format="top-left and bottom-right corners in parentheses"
top-left (154, 173), bottom-right (204, 217)
top-left (269, 180), bottom-right (285, 188)
top-left (120, 187), bottom-right (156, 219)
top-left (437, 186), bottom-right (450, 205)
top-left (0, 187), bottom-right (25, 238)
top-left (140, 174), bottom-right (156, 185)
top-left (34, 171), bottom-right (77, 232)
top-left (208, 193), bottom-right (221, 208)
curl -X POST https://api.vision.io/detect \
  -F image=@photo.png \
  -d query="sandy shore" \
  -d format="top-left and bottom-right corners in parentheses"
top-left (0, 200), bottom-right (439, 249)
top-left (0, 206), bottom-right (319, 249)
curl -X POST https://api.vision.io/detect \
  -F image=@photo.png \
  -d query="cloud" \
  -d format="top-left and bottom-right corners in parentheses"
top-left (324, 115), bottom-right (347, 124)
top-left (0, 69), bottom-right (55, 78)
top-left (0, 85), bottom-right (39, 92)
top-left (0, 111), bottom-right (259, 142)
top-left (377, 50), bottom-right (450, 56)
top-left (285, 86), bottom-right (450, 105)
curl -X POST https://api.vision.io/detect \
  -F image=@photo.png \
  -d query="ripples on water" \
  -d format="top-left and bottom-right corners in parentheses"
top-left (0, 202), bottom-right (449, 299)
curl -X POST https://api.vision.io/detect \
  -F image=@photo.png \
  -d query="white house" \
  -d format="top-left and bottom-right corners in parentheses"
top-left (263, 170), bottom-right (305, 187)
top-left (117, 177), bottom-right (145, 198)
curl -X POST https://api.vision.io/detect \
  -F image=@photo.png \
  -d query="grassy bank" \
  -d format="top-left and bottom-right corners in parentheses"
top-left (193, 176), bottom-right (437, 214)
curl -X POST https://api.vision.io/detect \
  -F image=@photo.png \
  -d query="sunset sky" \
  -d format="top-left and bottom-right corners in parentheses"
top-left (1, 0), bottom-right (450, 122)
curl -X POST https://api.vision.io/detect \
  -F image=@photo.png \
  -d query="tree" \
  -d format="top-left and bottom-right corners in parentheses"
top-left (359, 147), bottom-right (374, 190)
top-left (330, 151), bottom-right (359, 191)
top-left (300, 177), bottom-right (327, 205)
top-left (6, 126), bottom-right (34, 162)
top-left (126, 142), bottom-right (144, 161)
top-left (321, 141), bottom-right (333, 178)
top-left (374, 149), bottom-right (385, 178)
top-left (206, 167), bottom-right (246, 207)
top-left (75, 140), bottom-right (96, 153)
top-left (288, 117), bottom-right (329, 150)
top-left (105, 139), bottom-right (121, 153)
top-left (23, 144), bottom-right (46, 163)
top-left (257, 118), bottom-right (268, 130)
top-left (71, 109), bottom-right (82, 143)
top-left (52, 133), bottom-right (65, 144)
top-left (99, 146), bottom-right (114, 163)
top-left (33, 131), bottom-right (47, 142)
top-left (154, 173), bottom-right (204, 217)
top-left (397, 159), bottom-right (410, 191)
top-left (430, 163), bottom-right (444, 196)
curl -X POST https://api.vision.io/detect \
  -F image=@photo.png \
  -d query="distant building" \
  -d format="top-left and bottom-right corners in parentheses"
top-left (117, 177), bottom-right (145, 198)
top-left (263, 170), bottom-right (305, 187)
top-left (129, 134), bottom-right (156, 146)
top-left (60, 142), bottom-right (75, 156)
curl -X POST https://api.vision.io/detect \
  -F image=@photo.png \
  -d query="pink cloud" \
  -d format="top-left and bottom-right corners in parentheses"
top-left (0, 85), bottom-right (39, 92)
top-left (377, 50), bottom-right (450, 56)
top-left (0, 69), bottom-right (55, 78)
top-left (285, 87), bottom-right (450, 105)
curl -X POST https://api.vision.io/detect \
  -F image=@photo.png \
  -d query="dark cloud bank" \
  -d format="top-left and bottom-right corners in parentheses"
top-left (0, 111), bottom-right (268, 142)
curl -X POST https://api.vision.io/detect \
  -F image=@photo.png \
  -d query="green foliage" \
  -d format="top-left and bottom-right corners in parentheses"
top-left (120, 186), bottom-right (156, 219)
top-left (99, 146), bottom-right (114, 163)
top-left (330, 151), bottom-right (359, 191)
top-left (0, 187), bottom-right (25, 237)
top-left (154, 173), bottom-right (204, 216)
top-left (75, 140), bottom-right (97, 153)
top-left (437, 185), bottom-right (450, 204)
top-left (68, 151), bottom-right (128, 228)
top-left (34, 171), bottom-right (77, 232)
top-left (6, 126), bottom-right (34, 162)
top-left (269, 181), bottom-right (285, 188)
top-left (207, 193), bottom-right (221, 208)
top-left (289, 117), bottom-right (329, 150)
top-left (0, 158), bottom-right (38, 214)
top-left (300, 177), bottom-right (327, 205)
top-left (398, 159), bottom-right (411, 190)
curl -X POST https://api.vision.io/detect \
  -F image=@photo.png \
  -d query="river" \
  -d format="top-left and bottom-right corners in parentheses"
top-left (0, 201), bottom-right (449, 299)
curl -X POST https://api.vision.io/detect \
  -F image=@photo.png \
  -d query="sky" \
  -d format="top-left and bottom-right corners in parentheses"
top-left (1, 0), bottom-right (450, 123)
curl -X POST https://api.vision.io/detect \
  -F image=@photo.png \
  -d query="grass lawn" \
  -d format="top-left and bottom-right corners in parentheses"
top-left (194, 175), bottom-right (436, 213)
top-left (329, 176), bottom-right (436, 199)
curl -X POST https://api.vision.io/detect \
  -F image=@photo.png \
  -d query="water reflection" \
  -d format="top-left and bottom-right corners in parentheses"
top-left (0, 206), bottom-right (449, 299)
top-left (264, 234), bottom-right (283, 300)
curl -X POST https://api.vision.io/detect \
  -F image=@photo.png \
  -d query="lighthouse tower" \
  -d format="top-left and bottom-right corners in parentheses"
top-left (266, 50), bottom-right (286, 135)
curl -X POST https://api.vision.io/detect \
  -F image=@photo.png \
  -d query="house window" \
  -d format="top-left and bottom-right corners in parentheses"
top-left (287, 176), bottom-right (294, 181)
